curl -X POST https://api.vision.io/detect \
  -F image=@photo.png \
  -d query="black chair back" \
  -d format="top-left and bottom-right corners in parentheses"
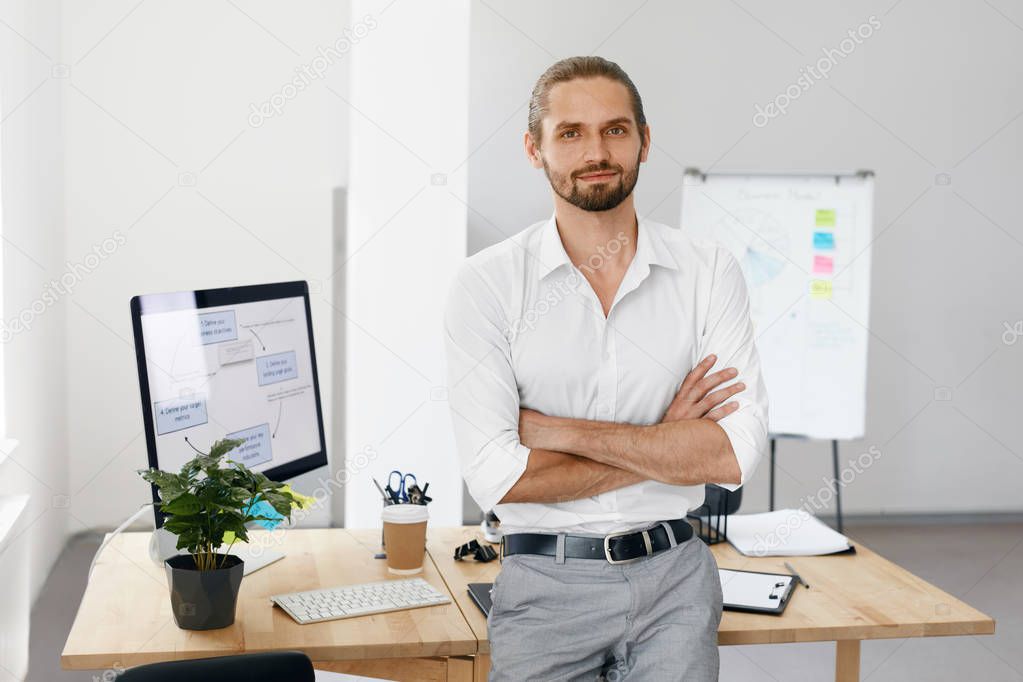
top-left (118, 651), bottom-right (315, 682)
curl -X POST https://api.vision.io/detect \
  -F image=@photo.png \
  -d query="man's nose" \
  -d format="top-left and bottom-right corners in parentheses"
top-left (582, 135), bottom-right (611, 165)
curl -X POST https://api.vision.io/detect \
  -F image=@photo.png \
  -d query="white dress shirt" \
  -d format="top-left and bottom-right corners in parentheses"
top-left (443, 211), bottom-right (769, 535)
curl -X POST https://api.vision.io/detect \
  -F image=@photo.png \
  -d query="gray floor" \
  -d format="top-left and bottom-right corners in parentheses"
top-left (30, 521), bottom-right (1023, 681)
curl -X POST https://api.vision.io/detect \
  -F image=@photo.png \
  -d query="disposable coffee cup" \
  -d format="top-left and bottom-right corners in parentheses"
top-left (382, 504), bottom-right (429, 575)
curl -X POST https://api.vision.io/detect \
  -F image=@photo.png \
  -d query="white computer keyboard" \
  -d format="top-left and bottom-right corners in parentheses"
top-left (270, 577), bottom-right (451, 624)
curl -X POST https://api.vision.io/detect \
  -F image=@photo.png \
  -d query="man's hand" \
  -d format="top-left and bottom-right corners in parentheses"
top-left (661, 354), bottom-right (745, 423)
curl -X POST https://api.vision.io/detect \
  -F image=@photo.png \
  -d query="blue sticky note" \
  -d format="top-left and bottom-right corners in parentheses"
top-left (813, 231), bottom-right (835, 250)
top-left (246, 499), bottom-right (284, 530)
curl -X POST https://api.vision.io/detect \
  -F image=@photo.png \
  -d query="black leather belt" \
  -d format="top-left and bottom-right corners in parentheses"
top-left (501, 518), bottom-right (695, 564)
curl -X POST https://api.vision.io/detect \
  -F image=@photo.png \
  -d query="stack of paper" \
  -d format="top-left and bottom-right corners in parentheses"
top-left (725, 509), bottom-right (852, 556)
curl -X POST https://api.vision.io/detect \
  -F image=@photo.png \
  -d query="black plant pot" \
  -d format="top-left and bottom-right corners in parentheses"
top-left (164, 554), bottom-right (244, 630)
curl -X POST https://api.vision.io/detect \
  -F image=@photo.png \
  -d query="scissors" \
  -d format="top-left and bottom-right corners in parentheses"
top-left (386, 470), bottom-right (418, 504)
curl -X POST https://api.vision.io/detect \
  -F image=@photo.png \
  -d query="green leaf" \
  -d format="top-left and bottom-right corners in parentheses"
top-left (209, 438), bottom-right (245, 459)
top-left (164, 514), bottom-right (203, 535)
top-left (160, 493), bottom-right (201, 515)
top-left (262, 492), bottom-right (296, 518)
top-left (139, 469), bottom-right (184, 494)
top-left (221, 514), bottom-right (248, 534)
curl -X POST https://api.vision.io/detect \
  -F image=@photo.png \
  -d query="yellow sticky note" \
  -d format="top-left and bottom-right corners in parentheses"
top-left (281, 484), bottom-right (315, 509)
top-left (815, 209), bottom-right (836, 227)
top-left (810, 280), bottom-right (833, 300)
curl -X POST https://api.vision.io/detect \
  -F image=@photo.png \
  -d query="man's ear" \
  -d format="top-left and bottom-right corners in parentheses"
top-left (524, 131), bottom-right (544, 169)
top-left (639, 124), bottom-right (651, 163)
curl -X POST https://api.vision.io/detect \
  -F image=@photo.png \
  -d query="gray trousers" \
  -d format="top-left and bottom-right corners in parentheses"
top-left (487, 528), bottom-right (723, 681)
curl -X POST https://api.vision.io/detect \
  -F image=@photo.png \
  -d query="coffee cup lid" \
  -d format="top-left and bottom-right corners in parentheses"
top-left (381, 503), bottom-right (429, 524)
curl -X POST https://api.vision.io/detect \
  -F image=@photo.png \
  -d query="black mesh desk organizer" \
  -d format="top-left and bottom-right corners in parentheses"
top-left (687, 484), bottom-right (742, 545)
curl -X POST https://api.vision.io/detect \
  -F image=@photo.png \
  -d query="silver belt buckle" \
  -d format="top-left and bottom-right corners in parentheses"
top-left (603, 528), bottom-right (653, 564)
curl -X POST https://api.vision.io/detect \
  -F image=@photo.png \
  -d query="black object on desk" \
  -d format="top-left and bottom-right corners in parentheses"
top-left (467, 583), bottom-right (493, 617)
top-left (687, 484), bottom-right (742, 545)
top-left (454, 539), bottom-right (498, 563)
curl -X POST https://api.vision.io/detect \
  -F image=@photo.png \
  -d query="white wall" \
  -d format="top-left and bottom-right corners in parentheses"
top-left (467, 0), bottom-right (1023, 515)
top-left (344, 0), bottom-right (469, 528)
top-left (0, 0), bottom-right (67, 676)
top-left (0, 0), bottom-right (67, 601)
top-left (61, 0), bottom-right (351, 530)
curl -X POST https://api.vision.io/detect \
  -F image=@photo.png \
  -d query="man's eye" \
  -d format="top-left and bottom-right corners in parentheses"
top-left (607, 127), bottom-right (625, 135)
top-left (561, 130), bottom-right (578, 139)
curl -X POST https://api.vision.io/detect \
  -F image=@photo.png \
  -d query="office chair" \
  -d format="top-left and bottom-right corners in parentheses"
top-left (117, 651), bottom-right (315, 681)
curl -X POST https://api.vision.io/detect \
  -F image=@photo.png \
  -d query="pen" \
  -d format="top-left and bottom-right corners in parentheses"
top-left (372, 477), bottom-right (393, 505)
top-left (784, 561), bottom-right (810, 589)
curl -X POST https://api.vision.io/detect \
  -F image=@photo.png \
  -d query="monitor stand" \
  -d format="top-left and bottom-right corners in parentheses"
top-left (148, 527), bottom-right (285, 576)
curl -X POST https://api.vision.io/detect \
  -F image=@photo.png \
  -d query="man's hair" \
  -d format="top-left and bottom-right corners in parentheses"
top-left (527, 56), bottom-right (646, 147)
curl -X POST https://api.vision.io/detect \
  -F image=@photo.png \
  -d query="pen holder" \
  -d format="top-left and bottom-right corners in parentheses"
top-left (687, 484), bottom-right (742, 545)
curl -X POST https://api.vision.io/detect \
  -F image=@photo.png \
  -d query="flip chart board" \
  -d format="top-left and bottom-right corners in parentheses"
top-left (681, 170), bottom-right (874, 439)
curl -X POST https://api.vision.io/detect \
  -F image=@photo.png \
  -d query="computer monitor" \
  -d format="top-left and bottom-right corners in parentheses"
top-left (130, 281), bottom-right (328, 528)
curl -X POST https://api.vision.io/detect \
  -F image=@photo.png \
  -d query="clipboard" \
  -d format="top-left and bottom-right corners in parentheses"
top-left (719, 568), bottom-right (798, 615)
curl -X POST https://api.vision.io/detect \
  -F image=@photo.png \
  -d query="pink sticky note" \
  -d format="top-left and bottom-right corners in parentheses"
top-left (812, 255), bottom-right (834, 275)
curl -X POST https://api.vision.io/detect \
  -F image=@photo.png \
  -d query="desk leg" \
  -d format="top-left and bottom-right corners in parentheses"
top-left (473, 653), bottom-right (491, 681)
top-left (835, 640), bottom-right (861, 682)
top-left (447, 656), bottom-right (474, 681)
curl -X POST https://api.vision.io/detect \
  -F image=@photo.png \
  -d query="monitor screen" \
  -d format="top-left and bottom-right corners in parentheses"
top-left (131, 281), bottom-right (327, 525)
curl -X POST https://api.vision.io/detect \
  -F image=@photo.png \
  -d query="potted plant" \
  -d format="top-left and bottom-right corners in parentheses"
top-left (139, 437), bottom-right (305, 630)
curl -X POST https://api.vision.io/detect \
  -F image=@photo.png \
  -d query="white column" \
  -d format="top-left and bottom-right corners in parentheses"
top-left (345, 0), bottom-right (469, 527)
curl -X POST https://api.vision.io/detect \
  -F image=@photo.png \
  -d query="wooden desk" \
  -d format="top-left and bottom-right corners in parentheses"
top-left (63, 525), bottom-right (996, 682)
top-left (61, 529), bottom-right (478, 681)
top-left (427, 526), bottom-right (996, 682)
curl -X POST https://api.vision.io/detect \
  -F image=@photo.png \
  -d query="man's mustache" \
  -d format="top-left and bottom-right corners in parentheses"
top-left (573, 164), bottom-right (622, 180)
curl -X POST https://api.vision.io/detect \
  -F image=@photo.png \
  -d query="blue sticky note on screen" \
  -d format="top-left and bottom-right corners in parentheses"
top-left (247, 499), bottom-right (284, 529)
top-left (813, 231), bottom-right (835, 250)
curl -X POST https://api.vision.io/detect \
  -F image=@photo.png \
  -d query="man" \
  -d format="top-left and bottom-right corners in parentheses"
top-left (444, 56), bottom-right (768, 681)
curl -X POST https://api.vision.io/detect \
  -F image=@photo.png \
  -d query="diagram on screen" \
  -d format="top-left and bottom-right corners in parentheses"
top-left (142, 296), bottom-right (320, 474)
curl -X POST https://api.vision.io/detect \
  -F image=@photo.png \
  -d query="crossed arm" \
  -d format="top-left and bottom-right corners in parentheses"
top-left (496, 447), bottom-right (649, 504)
top-left (499, 355), bottom-right (744, 504)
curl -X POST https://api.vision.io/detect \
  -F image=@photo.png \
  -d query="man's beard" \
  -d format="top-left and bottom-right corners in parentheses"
top-left (542, 148), bottom-right (642, 212)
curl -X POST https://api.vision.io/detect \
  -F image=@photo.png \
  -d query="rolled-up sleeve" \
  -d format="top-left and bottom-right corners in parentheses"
top-left (702, 247), bottom-right (770, 491)
top-left (443, 262), bottom-right (530, 512)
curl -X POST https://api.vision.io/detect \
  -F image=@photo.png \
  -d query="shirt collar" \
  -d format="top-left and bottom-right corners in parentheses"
top-left (537, 210), bottom-right (679, 280)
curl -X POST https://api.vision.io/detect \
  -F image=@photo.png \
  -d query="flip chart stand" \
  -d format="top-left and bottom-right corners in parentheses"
top-left (768, 436), bottom-right (844, 534)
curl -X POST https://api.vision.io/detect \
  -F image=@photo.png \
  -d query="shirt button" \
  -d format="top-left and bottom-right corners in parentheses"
top-left (603, 350), bottom-right (612, 361)
top-left (598, 404), bottom-right (611, 416)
